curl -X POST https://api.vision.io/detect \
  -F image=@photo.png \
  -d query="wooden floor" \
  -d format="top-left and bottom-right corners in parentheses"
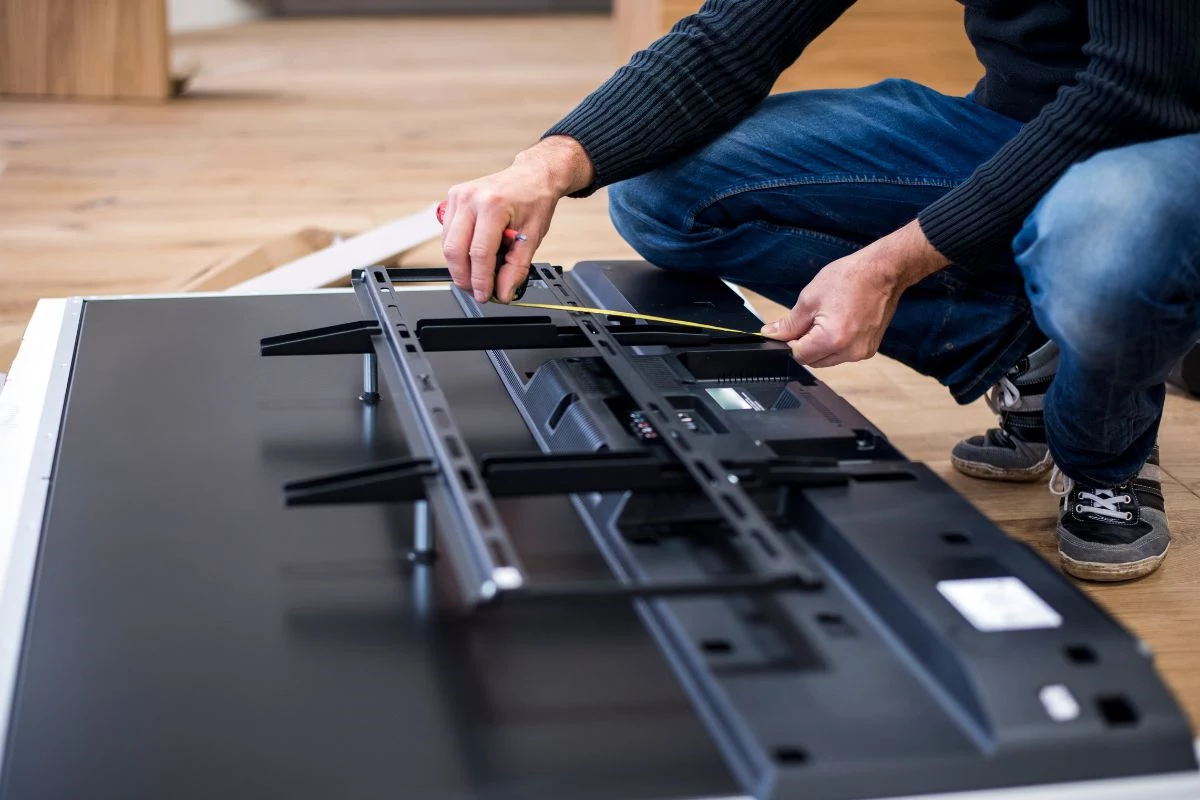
top-left (2, 9), bottom-right (1199, 725)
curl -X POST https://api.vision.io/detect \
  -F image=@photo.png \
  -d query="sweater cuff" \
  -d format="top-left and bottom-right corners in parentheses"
top-left (917, 179), bottom-right (1015, 270)
top-left (542, 74), bottom-right (656, 198)
top-left (541, 107), bottom-right (615, 198)
top-left (541, 126), bottom-right (602, 198)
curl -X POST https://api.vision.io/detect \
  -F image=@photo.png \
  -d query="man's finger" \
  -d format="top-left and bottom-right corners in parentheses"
top-left (810, 340), bottom-right (877, 368)
top-left (806, 352), bottom-right (848, 369)
top-left (761, 299), bottom-right (815, 340)
top-left (442, 203), bottom-right (475, 291)
top-left (788, 327), bottom-right (836, 366)
top-left (467, 212), bottom-right (509, 303)
top-left (495, 238), bottom-right (534, 304)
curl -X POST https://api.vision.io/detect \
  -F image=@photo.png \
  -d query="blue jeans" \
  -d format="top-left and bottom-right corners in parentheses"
top-left (608, 79), bottom-right (1200, 487)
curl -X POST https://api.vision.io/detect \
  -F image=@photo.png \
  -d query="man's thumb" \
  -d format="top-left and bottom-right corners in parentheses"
top-left (761, 307), bottom-right (812, 341)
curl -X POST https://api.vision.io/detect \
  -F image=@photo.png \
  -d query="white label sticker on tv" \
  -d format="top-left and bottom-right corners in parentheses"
top-left (937, 577), bottom-right (1062, 632)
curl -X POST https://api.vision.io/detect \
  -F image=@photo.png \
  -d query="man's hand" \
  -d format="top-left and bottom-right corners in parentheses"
top-left (761, 220), bottom-right (949, 367)
top-left (442, 136), bottom-right (594, 303)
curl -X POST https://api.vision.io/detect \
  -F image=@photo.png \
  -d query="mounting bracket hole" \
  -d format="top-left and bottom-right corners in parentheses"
top-left (1065, 645), bottom-right (1098, 665)
top-left (1097, 695), bottom-right (1139, 727)
top-left (942, 532), bottom-right (970, 545)
top-left (773, 746), bottom-right (809, 765)
top-left (701, 639), bottom-right (734, 655)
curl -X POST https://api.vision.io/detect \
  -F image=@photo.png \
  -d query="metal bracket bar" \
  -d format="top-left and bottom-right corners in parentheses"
top-left (374, 266), bottom-right (561, 284)
top-left (527, 264), bottom-right (825, 589)
top-left (416, 316), bottom-right (748, 351)
top-left (281, 451), bottom-right (869, 508)
top-left (285, 458), bottom-right (437, 505)
top-left (385, 267), bottom-right (454, 283)
top-left (281, 453), bottom-right (675, 506)
top-left (480, 452), bottom-right (683, 496)
top-left (508, 574), bottom-right (807, 603)
top-left (260, 319), bottom-right (380, 357)
top-left (417, 315), bottom-right (562, 350)
top-left (353, 267), bottom-right (526, 606)
top-left (262, 316), bottom-right (743, 359)
top-left (283, 559), bottom-right (808, 604)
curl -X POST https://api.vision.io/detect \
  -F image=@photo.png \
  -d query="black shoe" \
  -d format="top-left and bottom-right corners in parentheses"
top-left (951, 341), bottom-right (1058, 481)
top-left (1050, 446), bottom-right (1169, 582)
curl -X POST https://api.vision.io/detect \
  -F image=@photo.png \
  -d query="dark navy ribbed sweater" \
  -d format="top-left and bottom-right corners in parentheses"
top-left (545, 0), bottom-right (1200, 269)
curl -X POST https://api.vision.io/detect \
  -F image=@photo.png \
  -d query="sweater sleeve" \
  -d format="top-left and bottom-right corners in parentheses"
top-left (918, 0), bottom-right (1200, 270)
top-left (544, 0), bottom-right (855, 197)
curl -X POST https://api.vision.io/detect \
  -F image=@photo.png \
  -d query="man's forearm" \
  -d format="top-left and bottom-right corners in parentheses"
top-left (514, 136), bottom-right (595, 198)
top-left (875, 220), bottom-right (952, 289)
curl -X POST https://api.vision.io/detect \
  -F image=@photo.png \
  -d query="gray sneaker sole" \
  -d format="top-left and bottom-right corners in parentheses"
top-left (1060, 544), bottom-right (1169, 582)
top-left (1057, 504), bottom-right (1169, 582)
top-left (950, 449), bottom-right (1054, 482)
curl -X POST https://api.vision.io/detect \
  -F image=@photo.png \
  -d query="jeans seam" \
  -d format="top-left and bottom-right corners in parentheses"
top-left (685, 174), bottom-right (963, 231)
top-left (744, 219), bottom-right (865, 250)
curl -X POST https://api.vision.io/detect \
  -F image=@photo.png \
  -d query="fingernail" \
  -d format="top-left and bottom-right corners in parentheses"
top-left (474, 290), bottom-right (487, 303)
top-left (760, 321), bottom-right (779, 335)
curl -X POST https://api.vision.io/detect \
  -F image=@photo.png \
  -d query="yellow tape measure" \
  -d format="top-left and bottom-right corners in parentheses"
top-left (510, 301), bottom-right (764, 337)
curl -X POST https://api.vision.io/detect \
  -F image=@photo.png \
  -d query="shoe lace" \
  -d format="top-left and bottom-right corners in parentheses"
top-left (1048, 465), bottom-right (1072, 497)
top-left (1048, 466), bottom-right (1133, 521)
top-left (986, 375), bottom-right (1021, 415)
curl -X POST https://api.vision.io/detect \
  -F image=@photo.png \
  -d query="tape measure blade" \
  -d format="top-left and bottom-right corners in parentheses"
top-left (510, 302), bottom-right (759, 337)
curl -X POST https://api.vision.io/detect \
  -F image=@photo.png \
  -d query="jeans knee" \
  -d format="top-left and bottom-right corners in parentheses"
top-left (609, 172), bottom-right (720, 272)
top-left (1019, 144), bottom-right (1199, 279)
top-left (608, 173), bottom-right (697, 271)
top-left (1016, 143), bottom-right (1200, 360)
top-left (606, 175), bottom-right (652, 245)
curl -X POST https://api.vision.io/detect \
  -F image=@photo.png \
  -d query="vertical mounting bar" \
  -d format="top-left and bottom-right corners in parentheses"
top-left (352, 268), bottom-right (526, 606)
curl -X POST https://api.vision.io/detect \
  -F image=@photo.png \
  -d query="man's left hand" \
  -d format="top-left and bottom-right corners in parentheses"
top-left (760, 220), bottom-right (950, 368)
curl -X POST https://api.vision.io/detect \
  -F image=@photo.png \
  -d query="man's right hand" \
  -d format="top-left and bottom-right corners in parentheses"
top-left (442, 135), bottom-right (594, 303)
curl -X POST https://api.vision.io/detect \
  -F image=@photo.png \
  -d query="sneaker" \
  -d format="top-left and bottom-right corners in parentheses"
top-left (1049, 447), bottom-right (1170, 582)
top-left (951, 341), bottom-right (1058, 481)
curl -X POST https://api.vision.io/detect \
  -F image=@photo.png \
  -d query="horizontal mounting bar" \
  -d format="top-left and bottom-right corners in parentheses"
top-left (281, 558), bottom-right (810, 601)
top-left (261, 319), bottom-right (380, 357)
top-left (503, 573), bottom-right (811, 602)
top-left (285, 458), bottom-right (438, 505)
top-left (347, 266), bottom-right (564, 285)
top-left (282, 451), bottom-right (875, 507)
top-left (415, 316), bottom-right (755, 351)
top-left (263, 316), bottom-right (760, 359)
top-left (482, 452), bottom-right (687, 495)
